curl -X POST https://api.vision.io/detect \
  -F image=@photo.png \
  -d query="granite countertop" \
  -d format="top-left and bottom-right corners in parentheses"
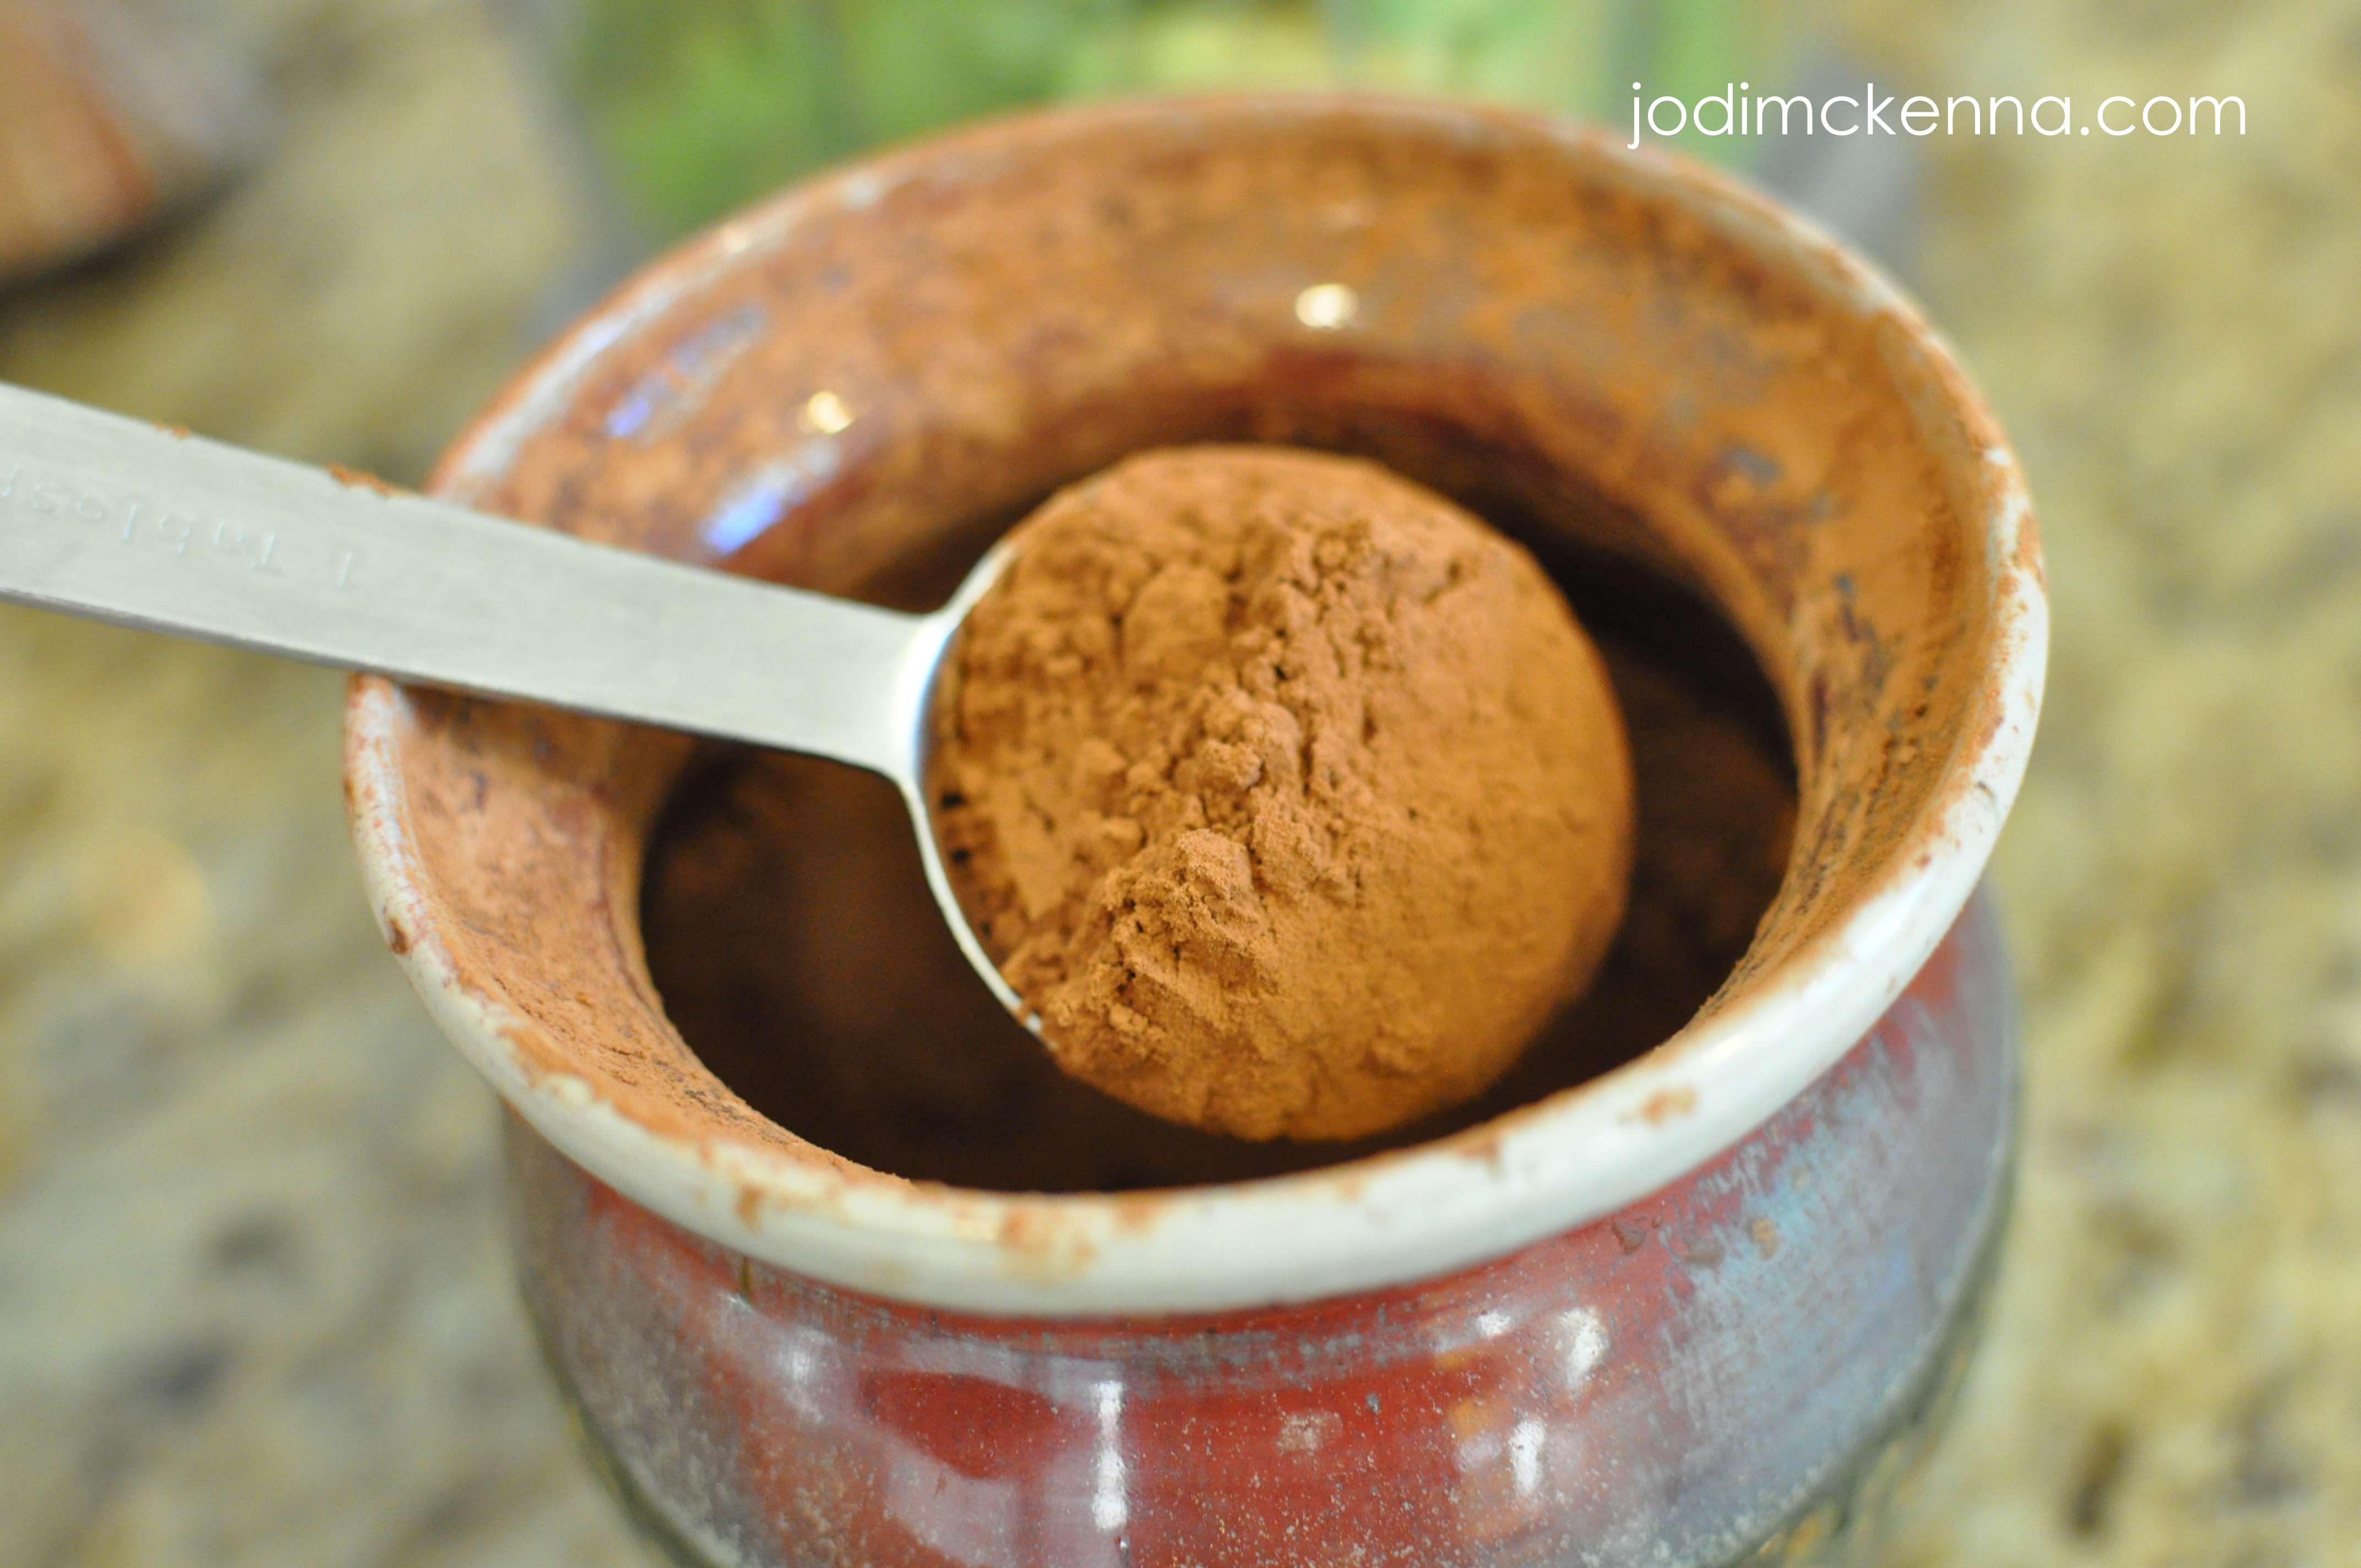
top-left (1, 2), bottom-right (2353, 1564)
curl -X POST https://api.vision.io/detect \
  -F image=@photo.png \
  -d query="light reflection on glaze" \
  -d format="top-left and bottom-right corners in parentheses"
top-left (701, 437), bottom-right (843, 556)
top-left (1560, 1306), bottom-right (1609, 1388)
top-left (1090, 1380), bottom-right (1129, 1533)
top-left (1294, 281), bottom-right (1357, 329)
top-left (603, 304), bottom-right (768, 443)
top-left (1509, 1417), bottom-right (1547, 1498)
top-left (799, 389), bottom-right (855, 435)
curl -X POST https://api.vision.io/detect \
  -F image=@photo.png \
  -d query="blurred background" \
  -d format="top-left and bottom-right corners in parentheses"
top-left (0, 1), bottom-right (2353, 1563)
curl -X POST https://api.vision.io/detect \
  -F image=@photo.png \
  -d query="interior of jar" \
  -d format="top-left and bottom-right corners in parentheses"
top-left (638, 430), bottom-right (1796, 1188)
top-left (368, 99), bottom-right (2008, 1186)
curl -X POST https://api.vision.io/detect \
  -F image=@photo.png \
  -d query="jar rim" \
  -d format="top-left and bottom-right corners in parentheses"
top-left (345, 95), bottom-right (2044, 1317)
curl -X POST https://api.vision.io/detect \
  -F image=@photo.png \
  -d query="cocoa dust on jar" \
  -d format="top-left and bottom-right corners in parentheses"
top-left (931, 447), bottom-right (1634, 1142)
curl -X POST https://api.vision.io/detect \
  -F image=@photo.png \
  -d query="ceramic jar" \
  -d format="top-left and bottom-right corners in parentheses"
top-left (345, 97), bottom-right (2044, 1567)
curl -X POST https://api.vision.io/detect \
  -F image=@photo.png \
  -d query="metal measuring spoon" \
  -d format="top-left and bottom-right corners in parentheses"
top-left (0, 380), bottom-right (1028, 1021)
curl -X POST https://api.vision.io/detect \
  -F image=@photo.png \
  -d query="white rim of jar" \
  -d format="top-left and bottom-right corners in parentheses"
top-left (346, 99), bottom-right (2046, 1318)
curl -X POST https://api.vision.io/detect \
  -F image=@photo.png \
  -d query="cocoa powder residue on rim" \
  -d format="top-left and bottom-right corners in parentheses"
top-left (346, 97), bottom-right (2023, 1211)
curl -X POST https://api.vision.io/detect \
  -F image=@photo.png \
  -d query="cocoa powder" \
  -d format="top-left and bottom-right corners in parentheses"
top-left (932, 447), bottom-right (1634, 1141)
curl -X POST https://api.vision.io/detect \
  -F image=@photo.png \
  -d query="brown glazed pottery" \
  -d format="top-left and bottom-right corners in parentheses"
top-left (345, 97), bottom-right (2044, 1566)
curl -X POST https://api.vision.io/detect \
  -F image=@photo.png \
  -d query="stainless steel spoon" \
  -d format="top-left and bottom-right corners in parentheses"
top-left (0, 379), bottom-right (1027, 1020)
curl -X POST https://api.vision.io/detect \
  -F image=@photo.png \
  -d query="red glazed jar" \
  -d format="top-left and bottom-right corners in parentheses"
top-left (345, 97), bottom-right (2044, 1566)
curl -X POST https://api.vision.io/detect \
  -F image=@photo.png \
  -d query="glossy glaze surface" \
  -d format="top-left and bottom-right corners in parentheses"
top-left (332, 95), bottom-right (2042, 1566)
top-left (514, 895), bottom-right (2013, 1568)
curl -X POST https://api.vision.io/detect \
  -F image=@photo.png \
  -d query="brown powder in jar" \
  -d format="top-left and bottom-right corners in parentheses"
top-left (638, 623), bottom-right (1792, 1191)
top-left (932, 446), bottom-right (1635, 1141)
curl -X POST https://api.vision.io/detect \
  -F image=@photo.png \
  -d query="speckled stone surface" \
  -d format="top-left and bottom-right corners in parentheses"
top-left (1851, 4), bottom-right (2361, 1564)
top-left (1, 2), bottom-right (2354, 1565)
top-left (0, 2), bottom-right (657, 1563)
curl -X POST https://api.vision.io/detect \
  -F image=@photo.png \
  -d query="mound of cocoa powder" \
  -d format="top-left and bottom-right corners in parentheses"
top-left (640, 629), bottom-right (1791, 1191)
top-left (929, 447), bottom-right (1634, 1141)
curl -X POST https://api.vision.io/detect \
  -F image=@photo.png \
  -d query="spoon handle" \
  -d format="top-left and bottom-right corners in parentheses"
top-left (0, 380), bottom-right (938, 780)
